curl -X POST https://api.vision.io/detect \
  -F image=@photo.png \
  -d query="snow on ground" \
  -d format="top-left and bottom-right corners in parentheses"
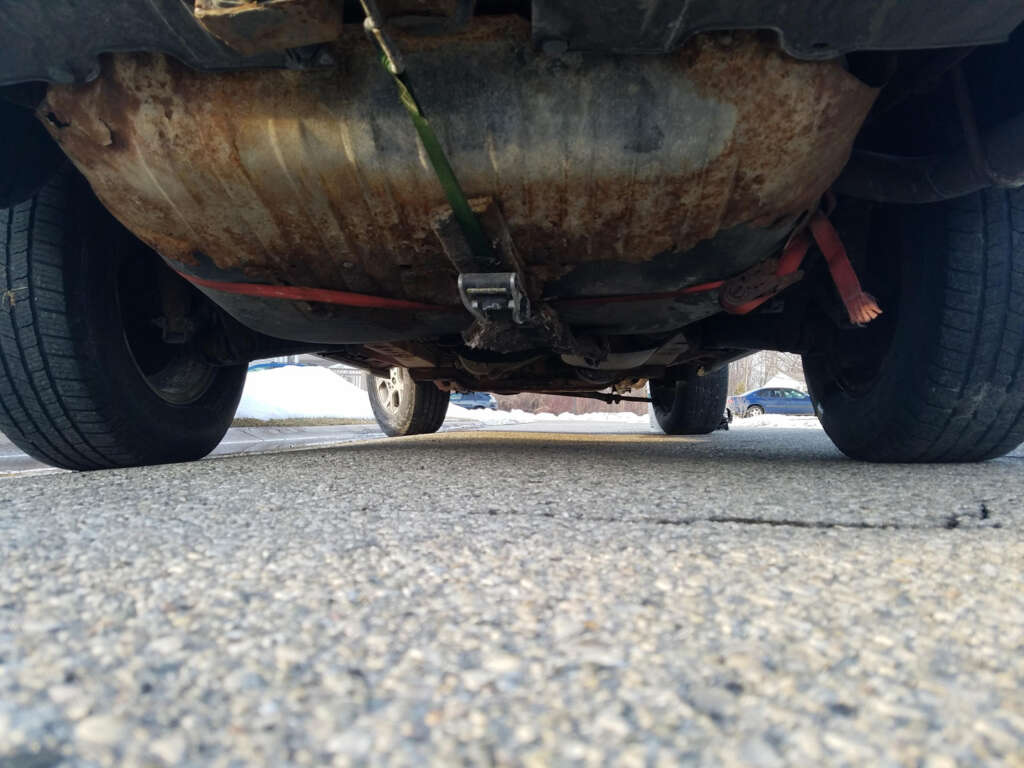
top-left (236, 365), bottom-right (375, 420)
top-left (236, 366), bottom-right (649, 424)
top-left (236, 366), bottom-right (819, 429)
top-left (452, 407), bottom-right (648, 426)
top-left (731, 413), bottom-right (822, 430)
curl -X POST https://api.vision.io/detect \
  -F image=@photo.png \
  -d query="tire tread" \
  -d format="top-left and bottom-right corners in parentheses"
top-left (808, 188), bottom-right (1024, 462)
top-left (651, 367), bottom-right (728, 435)
top-left (0, 173), bottom-right (243, 470)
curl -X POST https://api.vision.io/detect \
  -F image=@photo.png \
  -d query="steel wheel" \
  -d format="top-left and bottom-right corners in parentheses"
top-left (376, 367), bottom-right (406, 414)
top-left (366, 367), bottom-right (449, 437)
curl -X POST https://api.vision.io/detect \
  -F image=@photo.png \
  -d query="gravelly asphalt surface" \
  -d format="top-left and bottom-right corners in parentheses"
top-left (1, 425), bottom-right (1023, 767)
top-left (0, 424), bottom-right (414, 476)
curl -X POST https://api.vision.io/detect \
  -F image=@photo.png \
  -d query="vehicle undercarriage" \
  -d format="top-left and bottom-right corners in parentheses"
top-left (2, 1), bottom-right (1023, 467)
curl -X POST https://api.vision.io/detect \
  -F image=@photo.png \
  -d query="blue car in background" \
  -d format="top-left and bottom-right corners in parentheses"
top-left (728, 387), bottom-right (814, 417)
top-left (450, 391), bottom-right (498, 410)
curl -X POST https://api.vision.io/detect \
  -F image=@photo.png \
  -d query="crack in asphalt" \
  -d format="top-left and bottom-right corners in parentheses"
top-left (652, 512), bottom-right (1001, 531)
top-left (944, 503), bottom-right (992, 529)
top-left (472, 504), bottom-right (1000, 531)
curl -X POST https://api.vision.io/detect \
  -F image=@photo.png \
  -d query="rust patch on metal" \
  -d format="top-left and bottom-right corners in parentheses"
top-left (194, 0), bottom-right (343, 56)
top-left (40, 17), bottom-right (877, 305)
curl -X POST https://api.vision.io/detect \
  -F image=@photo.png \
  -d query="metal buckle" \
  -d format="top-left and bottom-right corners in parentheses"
top-left (458, 272), bottom-right (531, 325)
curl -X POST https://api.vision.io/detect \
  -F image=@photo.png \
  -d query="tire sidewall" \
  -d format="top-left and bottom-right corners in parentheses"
top-left (67, 189), bottom-right (246, 465)
top-left (650, 367), bottom-right (729, 435)
top-left (804, 204), bottom-right (950, 460)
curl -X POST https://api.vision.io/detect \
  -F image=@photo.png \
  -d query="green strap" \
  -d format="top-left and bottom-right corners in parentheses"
top-left (379, 53), bottom-right (495, 262)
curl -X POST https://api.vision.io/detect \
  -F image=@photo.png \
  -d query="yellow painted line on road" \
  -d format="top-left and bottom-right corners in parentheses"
top-left (364, 430), bottom-right (707, 446)
top-left (201, 427), bottom-right (710, 463)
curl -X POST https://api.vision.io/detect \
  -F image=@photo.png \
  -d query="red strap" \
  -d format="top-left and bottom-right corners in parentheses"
top-left (809, 212), bottom-right (883, 326)
top-left (177, 272), bottom-right (461, 312)
top-left (719, 209), bottom-right (883, 324)
top-left (777, 230), bottom-right (812, 277)
top-left (553, 280), bottom-right (725, 307)
top-left (174, 211), bottom-right (880, 326)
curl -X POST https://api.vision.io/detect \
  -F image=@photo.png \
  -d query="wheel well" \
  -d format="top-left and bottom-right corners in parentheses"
top-left (0, 88), bottom-right (67, 208)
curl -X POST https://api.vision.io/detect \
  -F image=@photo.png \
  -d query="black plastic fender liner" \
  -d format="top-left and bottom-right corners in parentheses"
top-left (0, 99), bottom-right (66, 207)
top-left (3, 0), bottom-right (1023, 88)
top-left (0, 0), bottom-right (281, 86)
top-left (530, 0), bottom-right (1024, 60)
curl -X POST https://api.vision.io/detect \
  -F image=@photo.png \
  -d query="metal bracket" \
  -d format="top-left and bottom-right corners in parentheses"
top-left (436, 196), bottom-right (533, 329)
top-left (458, 272), bottom-right (531, 325)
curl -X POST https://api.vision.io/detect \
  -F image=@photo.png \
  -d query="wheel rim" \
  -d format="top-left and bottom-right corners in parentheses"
top-left (748, 406), bottom-right (763, 416)
top-left (133, 347), bottom-right (217, 406)
top-left (377, 367), bottom-right (405, 414)
top-left (117, 260), bottom-right (217, 406)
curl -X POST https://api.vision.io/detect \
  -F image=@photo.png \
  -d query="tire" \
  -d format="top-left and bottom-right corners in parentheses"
top-left (746, 404), bottom-right (765, 417)
top-left (650, 367), bottom-right (729, 435)
top-left (803, 188), bottom-right (1024, 462)
top-left (0, 172), bottom-right (247, 470)
top-left (366, 367), bottom-right (449, 436)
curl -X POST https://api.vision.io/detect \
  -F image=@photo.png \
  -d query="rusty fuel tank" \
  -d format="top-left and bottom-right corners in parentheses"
top-left (40, 17), bottom-right (877, 309)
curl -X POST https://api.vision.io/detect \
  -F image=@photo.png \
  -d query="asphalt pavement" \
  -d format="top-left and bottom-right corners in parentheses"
top-left (1, 425), bottom-right (1022, 767)
top-left (0, 425), bottom-right (400, 476)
